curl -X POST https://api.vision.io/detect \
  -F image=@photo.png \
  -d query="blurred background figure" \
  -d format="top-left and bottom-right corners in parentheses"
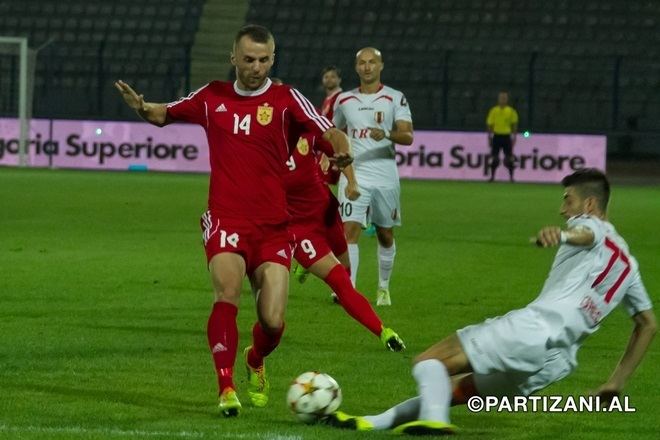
top-left (486, 91), bottom-right (518, 182)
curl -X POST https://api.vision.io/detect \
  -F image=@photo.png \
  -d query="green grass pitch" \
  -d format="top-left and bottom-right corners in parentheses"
top-left (0, 168), bottom-right (658, 439)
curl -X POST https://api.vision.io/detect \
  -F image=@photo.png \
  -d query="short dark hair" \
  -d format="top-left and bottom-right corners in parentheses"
top-left (234, 24), bottom-right (274, 47)
top-left (321, 65), bottom-right (341, 78)
top-left (561, 168), bottom-right (610, 212)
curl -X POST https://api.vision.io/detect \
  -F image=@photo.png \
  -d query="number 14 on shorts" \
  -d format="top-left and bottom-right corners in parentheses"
top-left (220, 230), bottom-right (239, 248)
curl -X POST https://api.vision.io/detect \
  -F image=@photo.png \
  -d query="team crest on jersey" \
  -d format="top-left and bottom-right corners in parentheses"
top-left (257, 103), bottom-right (273, 125)
top-left (296, 137), bottom-right (310, 155)
top-left (375, 111), bottom-right (385, 123)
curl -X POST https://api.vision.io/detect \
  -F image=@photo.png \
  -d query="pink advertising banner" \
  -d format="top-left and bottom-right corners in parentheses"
top-left (0, 118), bottom-right (210, 172)
top-left (395, 130), bottom-right (606, 182)
top-left (1, 119), bottom-right (606, 182)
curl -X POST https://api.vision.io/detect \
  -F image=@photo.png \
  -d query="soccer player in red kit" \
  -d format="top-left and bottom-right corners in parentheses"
top-left (290, 67), bottom-right (343, 284)
top-left (114, 25), bottom-right (353, 417)
top-left (319, 66), bottom-right (343, 186)
top-left (285, 131), bottom-right (406, 351)
top-left (321, 66), bottom-right (342, 121)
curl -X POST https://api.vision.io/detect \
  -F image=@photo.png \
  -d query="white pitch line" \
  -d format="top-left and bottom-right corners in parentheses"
top-left (0, 424), bottom-right (304, 440)
top-left (0, 424), bottom-right (204, 438)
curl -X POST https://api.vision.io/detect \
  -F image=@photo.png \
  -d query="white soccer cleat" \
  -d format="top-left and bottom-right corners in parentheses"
top-left (376, 288), bottom-right (391, 306)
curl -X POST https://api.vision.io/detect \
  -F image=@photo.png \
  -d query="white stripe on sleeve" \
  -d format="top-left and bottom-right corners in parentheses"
top-left (289, 88), bottom-right (332, 131)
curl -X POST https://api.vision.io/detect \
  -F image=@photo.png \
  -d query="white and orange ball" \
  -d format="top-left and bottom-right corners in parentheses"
top-left (287, 371), bottom-right (342, 423)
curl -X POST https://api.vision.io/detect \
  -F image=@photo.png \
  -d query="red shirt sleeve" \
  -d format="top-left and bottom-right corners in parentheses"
top-left (287, 87), bottom-right (334, 136)
top-left (314, 136), bottom-right (334, 157)
top-left (166, 83), bottom-right (210, 127)
top-left (323, 92), bottom-right (340, 121)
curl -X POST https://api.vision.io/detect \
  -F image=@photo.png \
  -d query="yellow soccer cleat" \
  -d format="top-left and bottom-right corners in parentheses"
top-left (380, 327), bottom-right (406, 352)
top-left (376, 288), bottom-right (391, 306)
top-left (218, 387), bottom-right (242, 417)
top-left (323, 411), bottom-right (374, 431)
top-left (392, 420), bottom-right (458, 436)
top-left (244, 346), bottom-right (270, 407)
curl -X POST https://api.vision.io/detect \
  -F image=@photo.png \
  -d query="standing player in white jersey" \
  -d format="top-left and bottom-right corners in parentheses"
top-left (333, 47), bottom-right (414, 306)
top-left (326, 169), bottom-right (656, 434)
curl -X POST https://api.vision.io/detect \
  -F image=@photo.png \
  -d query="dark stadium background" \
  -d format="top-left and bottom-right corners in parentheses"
top-left (2, 0), bottom-right (660, 167)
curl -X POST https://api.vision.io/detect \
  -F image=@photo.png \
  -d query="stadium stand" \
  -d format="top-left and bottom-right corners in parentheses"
top-left (0, 0), bottom-right (204, 120)
top-left (1, 0), bottom-right (659, 137)
top-left (247, 0), bottom-right (660, 133)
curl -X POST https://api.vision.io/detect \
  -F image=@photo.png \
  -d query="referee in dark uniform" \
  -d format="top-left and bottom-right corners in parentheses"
top-left (486, 91), bottom-right (518, 182)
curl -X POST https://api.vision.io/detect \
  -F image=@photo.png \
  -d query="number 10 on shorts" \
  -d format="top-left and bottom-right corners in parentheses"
top-left (339, 202), bottom-right (352, 217)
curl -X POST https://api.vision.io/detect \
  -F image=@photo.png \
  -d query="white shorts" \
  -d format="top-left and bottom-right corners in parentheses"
top-left (457, 307), bottom-right (575, 396)
top-left (337, 179), bottom-right (401, 228)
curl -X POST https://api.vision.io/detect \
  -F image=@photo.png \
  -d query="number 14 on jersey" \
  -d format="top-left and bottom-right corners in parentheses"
top-left (233, 114), bottom-right (251, 135)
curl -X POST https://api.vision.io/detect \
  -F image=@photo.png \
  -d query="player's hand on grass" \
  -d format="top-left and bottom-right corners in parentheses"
top-left (535, 226), bottom-right (562, 247)
top-left (590, 382), bottom-right (621, 405)
top-left (344, 182), bottom-right (361, 201)
top-left (114, 80), bottom-right (146, 111)
top-left (369, 127), bottom-right (387, 141)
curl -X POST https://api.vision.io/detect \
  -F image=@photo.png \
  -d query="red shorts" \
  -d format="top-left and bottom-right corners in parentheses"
top-left (291, 209), bottom-right (348, 269)
top-left (200, 210), bottom-right (293, 275)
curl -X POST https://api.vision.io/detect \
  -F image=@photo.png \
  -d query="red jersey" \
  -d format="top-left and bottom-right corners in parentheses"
top-left (319, 90), bottom-right (342, 185)
top-left (321, 89), bottom-right (342, 121)
top-left (284, 132), bottom-right (336, 223)
top-left (166, 79), bottom-right (332, 224)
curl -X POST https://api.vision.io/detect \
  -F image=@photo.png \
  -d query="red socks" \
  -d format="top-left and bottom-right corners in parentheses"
top-left (324, 264), bottom-right (383, 335)
top-left (247, 322), bottom-right (285, 369)
top-left (207, 301), bottom-right (238, 394)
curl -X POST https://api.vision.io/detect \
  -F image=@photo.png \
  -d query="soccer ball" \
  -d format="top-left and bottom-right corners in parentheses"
top-left (287, 371), bottom-right (342, 423)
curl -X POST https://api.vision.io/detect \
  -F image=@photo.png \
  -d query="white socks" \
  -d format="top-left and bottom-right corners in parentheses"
top-left (412, 359), bottom-right (452, 423)
top-left (378, 240), bottom-right (396, 290)
top-left (364, 396), bottom-right (421, 430)
top-left (364, 359), bottom-right (452, 430)
top-left (347, 243), bottom-right (359, 287)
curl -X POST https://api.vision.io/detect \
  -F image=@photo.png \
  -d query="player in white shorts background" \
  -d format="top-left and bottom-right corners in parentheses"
top-left (326, 168), bottom-right (656, 435)
top-left (332, 47), bottom-right (414, 306)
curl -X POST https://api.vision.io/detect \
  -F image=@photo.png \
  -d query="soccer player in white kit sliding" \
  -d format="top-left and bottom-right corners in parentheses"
top-left (333, 47), bottom-right (414, 306)
top-left (326, 168), bottom-right (656, 434)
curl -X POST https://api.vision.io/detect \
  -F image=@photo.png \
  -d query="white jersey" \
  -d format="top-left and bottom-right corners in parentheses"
top-left (333, 85), bottom-right (412, 186)
top-left (528, 215), bottom-right (652, 359)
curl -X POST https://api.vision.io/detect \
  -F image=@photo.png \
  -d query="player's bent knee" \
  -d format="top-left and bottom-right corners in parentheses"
top-left (215, 286), bottom-right (241, 303)
top-left (259, 317), bottom-right (285, 334)
top-left (376, 229), bottom-right (394, 247)
top-left (343, 222), bottom-right (362, 242)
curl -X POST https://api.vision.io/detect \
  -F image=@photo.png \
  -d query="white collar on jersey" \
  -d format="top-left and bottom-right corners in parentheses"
top-left (233, 78), bottom-right (272, 97)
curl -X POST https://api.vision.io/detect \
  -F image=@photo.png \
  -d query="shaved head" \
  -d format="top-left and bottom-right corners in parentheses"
top-left (356, 47), bottom-right (383, 63)
top-left (355, 47), bottom-right (384, 87)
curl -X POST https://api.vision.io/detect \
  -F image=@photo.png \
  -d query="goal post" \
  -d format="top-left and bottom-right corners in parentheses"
top-left (0, 36), bottom-right (30, 166)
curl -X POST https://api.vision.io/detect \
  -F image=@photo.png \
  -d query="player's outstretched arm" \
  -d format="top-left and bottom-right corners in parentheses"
top-left (593, 309), bottom-right (656, 400)
top-left (535, 226), bottom-right (595, 248)
top-left (114, 80), bottom-right (169, 127)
